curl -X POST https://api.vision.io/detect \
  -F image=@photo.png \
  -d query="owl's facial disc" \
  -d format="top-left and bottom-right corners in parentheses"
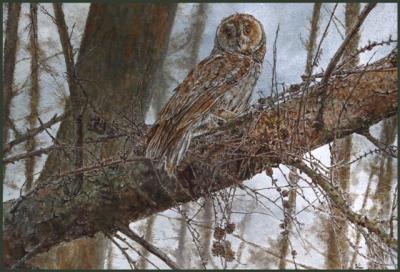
top-left (217, 14), bottom-right (264, 54)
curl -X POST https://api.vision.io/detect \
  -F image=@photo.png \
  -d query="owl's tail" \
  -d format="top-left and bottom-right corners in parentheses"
top-left (145, 121), bottom-right (192, 176)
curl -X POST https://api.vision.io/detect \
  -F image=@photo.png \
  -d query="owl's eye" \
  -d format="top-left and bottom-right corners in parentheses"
top-left (244, 25), bottom-right (252, 35)
top-left (223, 25), bottom-right (234, 37)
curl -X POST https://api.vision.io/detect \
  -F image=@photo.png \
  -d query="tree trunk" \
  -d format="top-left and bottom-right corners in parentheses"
top-left (199, 198), bottom-right (214, 267)
top-left (26, 3), bottom-right (177, 269)
top-left (25, 3), bottom-right (40, 192)
top-left (304, 3), bottom-right (321, 76)
top-left (3, 3), bottom-right (21, 147)
top-left (3, 49), bottom-right (397, 268)
top-left (326, 4), bottom-right (360, 269)
top-left (367, 116), bottom-right (397, 268)
top-left (279, 4), bottom-right (322, 269)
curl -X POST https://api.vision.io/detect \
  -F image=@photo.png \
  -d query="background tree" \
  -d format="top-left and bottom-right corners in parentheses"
top-left (326, 3), bottom-right (359, 269)
top-left (3, 3), bottom-right (21, 146)
top-left (12, 3), bottom-right (177, 268)
top-left (2, 3), bottom-right (397, 269)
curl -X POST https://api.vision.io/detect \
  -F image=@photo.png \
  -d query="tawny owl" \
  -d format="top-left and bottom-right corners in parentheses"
top-left (146, 13), bottom-right (266, 176)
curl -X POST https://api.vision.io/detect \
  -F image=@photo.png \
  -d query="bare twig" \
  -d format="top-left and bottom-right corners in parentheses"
top-left (359, 129), bottom-right (398, 158)
top-left (232, 233), bottom-right (315, 269)
top-left (4, 113), bottom-right (67, 154)
top-left (320, 3), bottom-right (377, 86)
top-left (291, 160), bottom-right (397, 250)
top-left (3, 145), bottom-right (64, 164)
top-left (114, 233), bottom-right (160, 269)
top-left (315, 3), bottom-right (377, 128)
top-left (11, 241), bottom-right (44, 269)
top-left (293, 3), bottom-right (336, 148)
top-left (118, 224), bottom-right (181, 269)
top-left (336, 37), bottom-right (397, 71)
top-left (108, 235), bottom-right (137, 269)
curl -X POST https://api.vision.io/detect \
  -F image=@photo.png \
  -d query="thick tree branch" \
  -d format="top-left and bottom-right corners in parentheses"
top-left (3, 51), bottom-right (397, 267)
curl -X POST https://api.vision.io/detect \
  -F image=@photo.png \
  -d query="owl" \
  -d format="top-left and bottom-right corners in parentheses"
top-left (146, 13), bottom-right (266, 176)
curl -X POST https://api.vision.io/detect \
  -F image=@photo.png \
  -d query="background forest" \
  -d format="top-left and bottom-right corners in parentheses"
top-left (2, 3), bottom-right (398, 269)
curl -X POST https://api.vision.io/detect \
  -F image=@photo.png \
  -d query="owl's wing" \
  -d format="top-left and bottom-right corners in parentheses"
top-left (146, 53), bottom-right (253, 172)
top-left (157, 53), bottom-right (252, 126)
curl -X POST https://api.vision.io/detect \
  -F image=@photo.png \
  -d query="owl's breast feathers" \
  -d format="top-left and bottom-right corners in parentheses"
top-left (146, 52), bottom-right (262, 175)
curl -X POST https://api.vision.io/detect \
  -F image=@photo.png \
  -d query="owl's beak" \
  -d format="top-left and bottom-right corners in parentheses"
top-left (238, 35), bottom-right (250, 51)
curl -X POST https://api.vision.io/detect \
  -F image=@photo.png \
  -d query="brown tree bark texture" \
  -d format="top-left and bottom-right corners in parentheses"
top-left (25, 3), bottom-right (40, 192)
top-left (23, 3), bottom-right (177, 268)
top-left (3, 3), bottom-right (21, 145)
top-left (3, 49), bottom-right (396, 267)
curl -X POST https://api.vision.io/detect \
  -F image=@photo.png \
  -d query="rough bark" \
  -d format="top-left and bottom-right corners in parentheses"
top-left (53, 3), bottom-right (83, 184)
top-left (3, 50), bottom-right (397, 268)
top-left (25, 3), bottom-right (40, 192)
top-left (3, 3), bottom-right (21, 147)
top-left (25, 3), bottom-right (177, 269)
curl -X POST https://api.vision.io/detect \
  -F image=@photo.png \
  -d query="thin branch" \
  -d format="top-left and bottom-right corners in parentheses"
top-left (108, 235), bottom-right (137, 270)
top-left (321, 3), bottom-right (377, 86)
top-left (359, 130), bottom-right (398, 158)
top-left (3, 145), bottom-right (62, 164)
top-left (11, 241), bottom-right (44, 269)
top-left (291, 160), bottom-right (397, 250)
top-left (3, 112), bottom-right (67, 154)
top-left (232, 233), bottom-right (316, 269)
top-left (114, 233), bottom-right (160, 269)
top-left (118, 224), bottom-right (181, 269)
top-left (315, 3), bottom-right (377, 128)
top-left (337, 37), bottom-right (397, 71)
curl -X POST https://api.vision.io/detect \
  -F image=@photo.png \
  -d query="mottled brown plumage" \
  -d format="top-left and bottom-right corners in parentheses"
top-left (146, 13), bottom-right (266, 175)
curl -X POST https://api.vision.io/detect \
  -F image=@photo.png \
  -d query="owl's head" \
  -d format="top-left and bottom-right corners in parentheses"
top-left (214, 13), bottom-right (266, 58)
